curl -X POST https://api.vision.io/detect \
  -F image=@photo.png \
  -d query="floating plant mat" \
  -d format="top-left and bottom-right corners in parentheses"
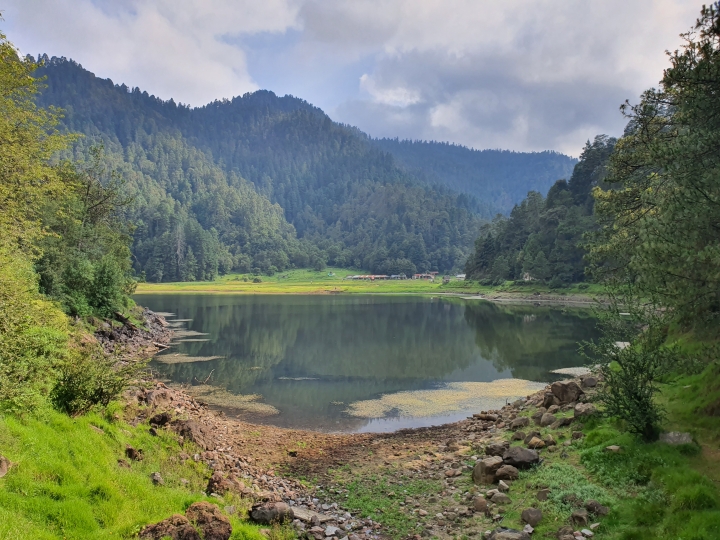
top-left (551, 367), bottom-right (592, 376)
top-left (345, 379), bottom-right (546, 419)
top-left (172, 384), bottom-right (279, 416)
top-left (156, 354), bottom-right (223, 364)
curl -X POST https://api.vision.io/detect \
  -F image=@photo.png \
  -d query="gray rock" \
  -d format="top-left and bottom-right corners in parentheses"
top-left (495, 465), bottom-right (519, 481)
top-left (571, 508), bottom-right (588, 526)
top-left (585, 500), bottom-right (609, 516)
top-left (512, 431), bottom-right (526, 441)
top-left (540, 413), bottom-right (557, 427)
top-left (473, 455), bottom-right (504, 485)
top-left (486, 528), bottom-right (531, 540)
top-left (521, 507), bottom-right (543, 527)
top-left (502, 447), bottom-right (540, 469)
top-left (510, 417), bottom-right (530, 430)
top-left (574, 403), bottom-right (597, 418)
top-left (250, 502), bottom-right (294, 525)
top-left (536, 488), bottom-right (550, 501)
top-left (523, 431), bottom-right (542, 445)
top-left (542, 392), bottom-right (560, 408)
top-left (659, 432), bottom-right (693, 445)
top-left (581, 376), bottom-right (598, 388)
top-left (325, 526), bottom-right (340, 536)
top-left (150, 472), bottom-right (164, 485)
top-left (551, 381), bottom-right (584, 404)
top-left (486, 442), bottom-right (509, 457)
top-left (490, 492), bottom-right (511, 505)
top-left (473, 496), bottom-right (488, 513)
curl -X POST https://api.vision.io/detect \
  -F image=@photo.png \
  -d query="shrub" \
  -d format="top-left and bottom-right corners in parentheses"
top-left (252, 277), bottom-right (262, 283)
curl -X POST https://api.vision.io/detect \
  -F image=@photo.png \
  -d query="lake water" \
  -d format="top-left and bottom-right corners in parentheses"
top-left (134, 294), bottom-right (600, 432)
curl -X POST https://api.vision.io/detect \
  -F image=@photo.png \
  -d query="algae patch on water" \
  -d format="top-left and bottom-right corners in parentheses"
top-left (171, 384), bottom-right (280, 416)
top-left (345, 379), bottom-right (546, 419)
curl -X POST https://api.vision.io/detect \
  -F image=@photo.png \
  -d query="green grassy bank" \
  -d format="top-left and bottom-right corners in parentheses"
top-left (135, 268), bottom-right (604, 297)
top-left (0, 405), bottom-right (270, 540)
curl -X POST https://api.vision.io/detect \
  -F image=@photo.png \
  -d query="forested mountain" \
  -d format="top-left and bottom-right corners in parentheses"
top-left (464, 135), bottom-right (616, 285)
top-left (373, 138), bottom-right (577, 214)
top-left (34, 57), bottom-right (489, 279)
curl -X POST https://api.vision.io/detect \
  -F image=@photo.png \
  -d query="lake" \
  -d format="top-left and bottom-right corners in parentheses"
top-left (134, 294), bottom-right (600, 432)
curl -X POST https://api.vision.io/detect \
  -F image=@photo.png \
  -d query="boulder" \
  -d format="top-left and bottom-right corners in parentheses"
top-left (527, 437), bottom-right (545, 449)
top-left (502, 447), bottom-right (540, 469)
top-left (512, 431), bottom-right (526, 441)
top-left (585, 500), bottom-right (609, 516)
top-left (536, 488), bottom-right (550, 501)
top-left (542, 392), bottom-right (560, 408)
top-left (207, 472), bottom-right (239, 495)
top-left (540, 413), bottom-right (557, 427)
top-left (571, 508), bottom-right (589, 526)
top-left (510, 417), bottom-right (530, 430)
top-left (250, 502), bottom-right (294, 525)
top-left (498, 480), bottom-right (510, 492)
top-left (491, 492), bottom-right (511, 505)
top-left (486, 528), bottom-right (531, 540)
top-left (581, 376), bottom-right (598, 388)
top-left (140, 514), bottom-right (200, 540)
top-left (521, 507), bottom-right (543, 527)
top-left (550, 417), bottom-right (574, 430)
top-left (172, 420), bottom-right (216, 451)
top-left (486, 442), bottom-right (510, 457)
top-left (574, 403), bottom-right (597, 418)
top-left (186, 502), bottom-right (232, 540)
top-left (495, 464), bottom-right (519, 481)
top-left (551, 381), bottom-right (584, 404)
top-left (659, 432), bottom-right (693, 445)
top-left (543, 434), bottom-right (557, 447)
top-left (531, 411), bottom-right (544, 425)
top-left (523, 431), bottom-right (541, 445)
top-left (472, 455), bottom-right (504, 484)
top-left (473, 496), bottom-right (488, 513)
top-left (146, 389), bottom-right (173, 408)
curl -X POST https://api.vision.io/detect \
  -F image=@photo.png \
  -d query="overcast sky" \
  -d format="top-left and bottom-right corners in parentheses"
top-left (2, 0), bottom-right (700, 156)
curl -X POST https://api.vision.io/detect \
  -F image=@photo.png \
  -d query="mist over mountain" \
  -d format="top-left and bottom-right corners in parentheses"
top-left (35, 55), bottom-right (575, 280)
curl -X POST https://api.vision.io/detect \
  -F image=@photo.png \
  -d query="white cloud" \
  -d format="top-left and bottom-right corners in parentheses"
top-left (1, 0), bottom-right (703, 154)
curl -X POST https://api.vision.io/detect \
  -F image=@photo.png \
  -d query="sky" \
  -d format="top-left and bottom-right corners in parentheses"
top-left (2, 0), bottom-right (700, 156)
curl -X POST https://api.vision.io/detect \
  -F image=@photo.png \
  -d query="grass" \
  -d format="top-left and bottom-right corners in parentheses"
top-left (135, 267), bottom-right (602, 297)
top-left (0, 404), bottom-right (281, 540)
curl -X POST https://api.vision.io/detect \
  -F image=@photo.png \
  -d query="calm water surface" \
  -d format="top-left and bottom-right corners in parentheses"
top-left (134, 294), bottom-right (600, 432)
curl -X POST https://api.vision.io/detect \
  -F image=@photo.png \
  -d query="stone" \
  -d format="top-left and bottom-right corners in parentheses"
top-left (510, 417), bottom-right (530, 430)
top-left (473, 496), bottom-right (488, 513)
top-left (531, 411), bottom-right (544, 425)
top-left (172, 420), bottom-right (216, 451)
top-left (585, 500), bottom-right (609, 516)
top-left (496, 465), bottom-right (519, 481)
top-left (521, 507), bottom-right (543, 527)
top-left (250, 502), bottom-right (294, 525)
top-left (149, 412), bottom-right (172, 426)
top-left (0, 455), bottom-right (10, 478)
top-left (486, 528), bottom-right (531, 540)
top-left (604, 445), bottom-right (621, 453)
top-left (580, 530), bottom-right (594, 537)
top-left (150, 472), bottom-right (164, 485)
top-left (502, 447), bottom-right (540, 469)
top-left (185, 502), bottom-right (232, 540)
top-left (527, 437), bottom-right (545, 449)
top-left (543, 434), bottom-right (557, 446)
top-left (571, 509), bottom-right (588, 526)
top-left (523, 524), bottom-right (534, 535)
top-left (125, 445), bottom-right (144, 461)
top-left (557, 526), bottom-right (575, 538)
top-left (590, 523), bottom-right (600, 530)
top-left (139, 514), bottom-right (200, 540)
top-left (550, 417), bottom-right (574, 430)
top-left (473, 455), bottom-right (504, 485)
top-left (536, 489), bottom-right (550, 501)
top-left (146, 389), bottom-right (173, 408)
top-left (574, 403), bottom-right (597, 418)
top-left (543, 392), bottom-right (560, 408)
top-left (540, 413), bottom-right (557, 427)
top-left (207, 472), bottom-right (239, 495)
top-left (486, 442), bottom-right (509, 457)
top-left (491, 492), bottom-right (511, 505)
top-left (547, 405), bottom-right (561, 414)
top-left (659, 432), bottom-right (693, 445)
top-left (581, 377), bottom-right (598, 388)
top-left (325, 526), bottom-right (340, 536)
top-left (523, 431), bottom-right (541, 445)
top-left (572, 431), bottom-right (585, 440)
top-left (418, 509), bottom-right (429, 516)
top-left (551, 381), bottom-right (584, 404)
top-left (512, 431), bottom-right (526, 441)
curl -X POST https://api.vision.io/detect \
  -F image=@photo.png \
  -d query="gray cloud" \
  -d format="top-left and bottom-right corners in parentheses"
top-left (2, 0), bottom-right (700, 155)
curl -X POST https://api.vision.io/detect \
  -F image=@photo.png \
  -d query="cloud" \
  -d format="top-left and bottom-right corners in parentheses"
top-left (2, 0), bottom-right (701, 154)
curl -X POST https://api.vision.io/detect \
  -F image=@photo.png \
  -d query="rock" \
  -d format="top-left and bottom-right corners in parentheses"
top-left (523, 431), bottom-right (541, 445)
top-left (547, 405), bottom-right (560, 414)
top-left (580, 529), bottom-right (594, 537)
top-left (543, 434), bottom-right (557, 446)
top-left (486, 528), bottom-right (531, 540)
top-left (186, 502), bottom-right (232, 540)
top-left (502, 447), bottom-right (540, 469)
top-left (418, 509), bottom-right (429, 516)
top-left (0, 455), bottom-right (10, 478)
top-left (551, 381), bottom-right (584, 404)
top-left (557, 526), bottom-right (575, 539)
top-left (531, 411), bottom-right (544, 425)
top-left (149, 412), bottom-right (172, 426)
top-left (523, 524), bottom-right (534, 535)
top-left (581, 377), bottom-right (598, 388)
top-left (140, 514), bottom-right (200, 539)
top-left (325, 526), bottom-right (340, 536)
top-left (207, 472), bottom-right (238, 495)
top-left (250, 502), bottom-right (294, 525)
top-left (521, 507), bottom-right (543, 527)
top-left (150, 472), bottom-right (164, 486)
top-left (590, 523), bottom-right (600, 530)
top-left (527, 436), bottom-right (545, 449)
top-left (486, 442), bottom-right (509, 457)
top-left (536, 489), bottom-right (550, 501)
top-left (571, 509), bottom-right (588, 526)
top-left (125, 445), bottom-right (143, 461)
top-left (473, 455), bottom-right (504, 484)
top-left (473, 496), bottom-right (488, 513)
top-left (510, 417), bottom-right (529, 430)
top-left (659, 432), bottom-right (693, 445)
top-left (117, 459), bottom-right (131, 469)
top-left (495, 465), bottom-right (519, 481)
top-left (550, 417), bottom-right (574, 430)
top-left (490, 492), bottom-right (511, 505)
top-left (540, 413), bottom-right (557, 427)
top-left (574, 403), bottom-right (597, 418)
top-left (543, 392), bottom-right (560, 408)
top-left (512, 431), bottom-right (526, 441)
top-left (172, 420), bottom-right (216, 451)
top-left (572, 431), bottom-right (585, 440)
top-left (604, 445), bottom-right (621, 453)
top-left (585, 500), bottom-right (609, 516)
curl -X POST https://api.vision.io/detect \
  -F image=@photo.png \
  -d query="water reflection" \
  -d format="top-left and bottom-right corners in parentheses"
top-left (134, 294), bottom-right (600, 431)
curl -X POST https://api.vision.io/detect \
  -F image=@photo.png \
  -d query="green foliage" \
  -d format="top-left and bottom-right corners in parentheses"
top-left (464, 136), bottom-right (614, 284)
top-left (589, 4), bottom-right (720, 333)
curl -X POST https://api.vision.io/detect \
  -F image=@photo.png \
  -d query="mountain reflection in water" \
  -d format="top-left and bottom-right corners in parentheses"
top-left (134, 294), bottom-right (600, 432)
